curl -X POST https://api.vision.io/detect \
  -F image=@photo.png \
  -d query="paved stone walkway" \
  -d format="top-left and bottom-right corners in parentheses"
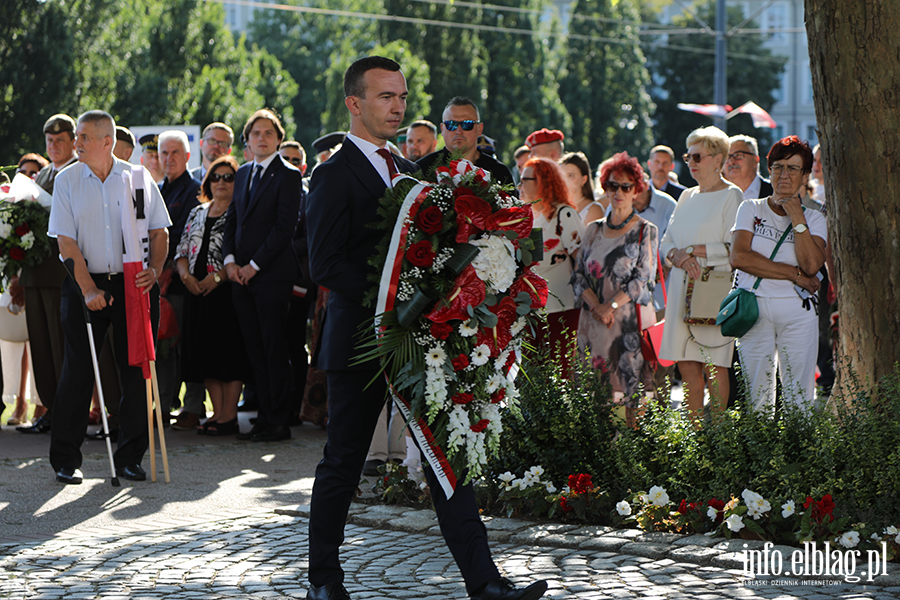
top-left (3, 506), bottom-right (899, 599)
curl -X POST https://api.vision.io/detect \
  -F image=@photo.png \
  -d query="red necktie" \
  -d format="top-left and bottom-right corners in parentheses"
top-left (376, 148), bottom-right (398, 181)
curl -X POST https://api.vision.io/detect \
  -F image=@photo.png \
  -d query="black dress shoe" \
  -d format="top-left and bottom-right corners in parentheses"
top-left (56, 467), bottom-right (83, 485)
top-left (472, 578), bottom-right (548, 600)
top-left (307, 582), bottom-right (351, 600)
top-left (362, 459), bottom-right (385, 477)
top-left (115, 464), bottom-right (147, 481)
top-left (86, 429), bottom-right (119, 441)
top-left (17, 415), bottom-right (51, 434)
top-left (236, 423), bottom-right (266, 441)
top-left (251, 424), bottom-right (291, 442)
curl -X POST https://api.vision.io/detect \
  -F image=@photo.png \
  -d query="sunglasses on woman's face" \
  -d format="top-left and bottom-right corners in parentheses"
top-left (442, 120), bottom-right (481, 132)
top-left (682, 153), bottom-right (710, 164)
top-left (209, 172), bottom-right (235, 183)
top-left (605, 181), bottom-right (634, 192)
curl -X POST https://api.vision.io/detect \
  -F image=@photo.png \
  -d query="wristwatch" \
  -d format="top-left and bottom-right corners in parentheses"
top-left (685, 245), bottom-right (695, 256)
top-left (794, 223), bottom-right (808, 234)
top-left (213, 272), bottom-right (222, 284)
top-left (611, 301), bottom-right (619, 310)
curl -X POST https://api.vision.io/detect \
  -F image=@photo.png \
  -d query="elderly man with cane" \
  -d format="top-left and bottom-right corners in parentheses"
top-left (49, 110), bottom-right (170, 485)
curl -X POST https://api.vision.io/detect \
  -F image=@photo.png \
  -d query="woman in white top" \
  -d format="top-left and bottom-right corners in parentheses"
top-left (520, 156), bottom-right (585, 375)
top-left (659, 127), bottom-right (743, 422)
top-left (560, 152), bottom-right (605, 224)
top-left (730, 136), bottom-right (827, 410)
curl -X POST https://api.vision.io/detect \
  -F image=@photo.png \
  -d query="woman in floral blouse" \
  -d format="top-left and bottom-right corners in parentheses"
top-left (175, 155), bottom-right (249, 436)
top-left (519, 156), bottom-right (585, 375)
top-left (572, 152), bottom-right (657, 426)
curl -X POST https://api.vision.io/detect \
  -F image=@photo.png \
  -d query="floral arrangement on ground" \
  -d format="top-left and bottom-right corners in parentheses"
top-left (358, 159), bottom-right (547, 485)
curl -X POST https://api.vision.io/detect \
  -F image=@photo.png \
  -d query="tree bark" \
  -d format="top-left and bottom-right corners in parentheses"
top-left (804, 1), bottom-right (900, 394)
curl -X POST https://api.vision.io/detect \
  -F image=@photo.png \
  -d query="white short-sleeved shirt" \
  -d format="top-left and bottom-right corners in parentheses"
top-left (732, 199), bottom-right (827, 297)
top-left (49, 159), bottom-right (171, 273)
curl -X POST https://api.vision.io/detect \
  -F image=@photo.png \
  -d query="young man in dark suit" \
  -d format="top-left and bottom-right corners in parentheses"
top-left (305, 56), bottom-right (547, 600)
top-left (223, 109), bottom-right (302, 442)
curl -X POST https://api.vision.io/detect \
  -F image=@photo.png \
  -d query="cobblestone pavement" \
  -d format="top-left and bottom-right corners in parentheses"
top-left (2, 508), bottom-right (899, 600)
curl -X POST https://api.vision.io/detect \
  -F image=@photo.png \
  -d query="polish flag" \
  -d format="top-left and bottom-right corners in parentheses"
top-left (728, 101), bottom-right (777, 129)
top-left (677, 103), bottom-right (733, 118)
top-left (122, 166), bottom-right (156, 379)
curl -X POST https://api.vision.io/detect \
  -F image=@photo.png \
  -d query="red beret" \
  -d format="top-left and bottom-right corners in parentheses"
top-left (526, 128), bottom-right (564, 148)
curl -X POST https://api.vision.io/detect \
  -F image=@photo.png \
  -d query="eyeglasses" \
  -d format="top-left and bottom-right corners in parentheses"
top-left (605, 181), bottom-right (635, 192)
top-left (442, 120), bottom-right (481, 132)
top-left (209, 172), bottom-right (235, 183)
top-left (683, 153), bottom-right (711, 164)
top-left (770, 164), bottom-right (803, 177)
top-left (204, 139), bottom-right (231, 149)
top-left (516, 177), bottom-right (536, 187)
top-left (17, 167), bottom-right (39, 178)
top-left (727, 150), bottom-right (756, 162)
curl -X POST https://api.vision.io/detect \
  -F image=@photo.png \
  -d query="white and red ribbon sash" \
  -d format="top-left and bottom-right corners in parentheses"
top-left (375, 177), bottom-right (459, 498)
top-left (121, 166), bottom-right (156, 379)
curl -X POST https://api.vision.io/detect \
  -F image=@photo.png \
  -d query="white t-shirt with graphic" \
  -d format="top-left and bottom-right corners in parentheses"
top-left (732, 198), bottom-right (827, 298)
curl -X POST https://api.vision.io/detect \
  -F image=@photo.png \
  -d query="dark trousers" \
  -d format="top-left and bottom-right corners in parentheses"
top-left (232, 279), bottom-right (292, 427)
top-left (287, 294), bottom-right (311, 414)
top-left (23, 285), bottom-right (65, 412)
top-left (308, 370), bottom-right (500, 594)
top-left (49, 276), bottom-right (159, 471)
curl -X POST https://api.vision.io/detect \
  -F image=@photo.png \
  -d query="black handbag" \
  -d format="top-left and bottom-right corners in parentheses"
top-left (716, 224), bottom-right (793, 338)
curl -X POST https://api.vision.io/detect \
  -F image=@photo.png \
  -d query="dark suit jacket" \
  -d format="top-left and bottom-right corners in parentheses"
top-left (759, 176), bottom-right (774, 198)
top-left (306, 139), bottom-right (420, 370)
top-left (223, 153), bottom-right (302, 283)
top-left (661, 180), bottom-right (686, 202)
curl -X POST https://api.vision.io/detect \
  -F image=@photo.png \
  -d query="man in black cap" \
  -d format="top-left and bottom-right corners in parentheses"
top-left (417, 97), bottom-right (514, 186)
top-left (114, 126), bottom-right (136, 162)
top-left (139, 134), bottom-right (164, 183)
top-left (16, 114), bottom-right (79, 435)
top-left (310, 132), bottom-right (345, 174)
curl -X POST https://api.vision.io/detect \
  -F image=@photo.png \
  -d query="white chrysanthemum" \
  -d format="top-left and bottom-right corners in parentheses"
top-left (781, 500), bottom-right (796, 519)
top-left (494, 348), bottom-right (511, 372)
top-left (648, 485), bottom-right (669, 507)
top-left (725, 514), bottom-right (744, 532)
top-left (837, 531), bottom-right (860, 549)
top-left (486, 373), bottom-right (505, 394)
top-left (425, 345), bottom-right (447, 367)
top-left (471, 344), bottom-right (490, 366)
top-left (20, 231), bottom-right (35, 250)
top-left (470, 235), bottom-right (517, 293)
top-left (707, 506), bottom-right (718, 521)
top-left (459, 320), bottom-right (479, 337)
top-left (616, 501), bottom-right (632, 516)
top-left (510, 316), bottom-right (527, 337)
top-left (741, 489), bottom-right (771, 520)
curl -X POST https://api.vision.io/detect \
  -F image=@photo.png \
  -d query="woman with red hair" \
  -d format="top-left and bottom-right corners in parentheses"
top-left (572, 152), bottom-right (658, 426)
top-left (519, 157), bottom-right (585, 368)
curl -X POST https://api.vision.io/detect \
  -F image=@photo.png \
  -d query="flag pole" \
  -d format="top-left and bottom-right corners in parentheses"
top-left (149, 360), bottom-right (170, 482)
top-left (146, 378), bottom-right (156, 482)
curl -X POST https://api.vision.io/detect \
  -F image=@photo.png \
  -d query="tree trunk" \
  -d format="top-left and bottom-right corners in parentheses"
top-left (804, 1), bottom-right (900, 394)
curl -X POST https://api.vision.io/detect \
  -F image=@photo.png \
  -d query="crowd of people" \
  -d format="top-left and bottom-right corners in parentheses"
top-left (0, 53), bottom-right (837, 600)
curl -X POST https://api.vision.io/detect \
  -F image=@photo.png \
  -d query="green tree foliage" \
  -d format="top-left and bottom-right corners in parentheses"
top-left (649, 1), bottom-right (786, 161)
top-left (559, 0), bottom-right (655, 169)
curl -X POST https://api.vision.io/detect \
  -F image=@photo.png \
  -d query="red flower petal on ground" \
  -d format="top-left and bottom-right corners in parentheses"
top-left (430, 322), bottom-right (453, 340)
top-left (509, 267), bottom-right (549, 309)
top-left (451, 354), bottom-right (469, 371)
top-left (470, 419), bottom-right (490, 432)
top-left (452, 392), bottom-right (474, 405)
top-left (425, 265), bottom-right (486, 323)
top-left (485, 207), bottom-right (533, 240)
top-left (475, 296), bottom-right (517, 357)
top-left (406, 240), bottom-right (436, 268)
top-left (454, 194), bottom-right (492, 243)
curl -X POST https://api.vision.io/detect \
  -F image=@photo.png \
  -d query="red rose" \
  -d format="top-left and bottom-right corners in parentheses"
top-left (451, 354), bottom-right (469, 371)
top-left (9, 248), bottom-right (26, 261)
top-left (415, 206), bottom-right (443, 235)
top-left (15, 223), bottom-right (30, 236)
top-left (406, 240), bottom-right (436, 268)
top-left (430, 322), bottom-right (453, 340)
top-left (470, 419), bottom-right (490, 433)
top-left (451, 392), bottom-right (474, 405)
top-left (490, 388), bottom-right (505, 404)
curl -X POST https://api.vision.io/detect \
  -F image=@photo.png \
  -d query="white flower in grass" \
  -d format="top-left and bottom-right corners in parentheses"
top-left (885, 525), bottom-right (899, 536)
top-left (648, 486), bottom-right (669, 507)
top-left (529, 465), bottom-right (544, 478)
top-left (545, 483), bottom-right (557, 494)
top-left (425, 345), bottom-right (447, 367)
top-left (741, 489), bottom-right (771, 520)
top-left (707, 506), bottom-right (719, 521)
top-left (781, 500), bottom-right (796, 519)
top-left (459, 320), bottom-right (479, 337)
top-left (725, 514), bottom-right (745, 532)
top-left (471, 344), bottom-right (490, 366)
top-left (498, 472), bottom-right (515, 486)
top-left (837, 531), bottom-right (860, 549)
top-left (616, 501), bottom-right (632, 516)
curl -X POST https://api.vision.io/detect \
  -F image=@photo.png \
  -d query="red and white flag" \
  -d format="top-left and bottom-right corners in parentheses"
top-left (121, 166), bottom-right (156, 379)
top-left (677, 103), bottom-right (733, 118)
top-left (728, 101), bottom-right (777, 129)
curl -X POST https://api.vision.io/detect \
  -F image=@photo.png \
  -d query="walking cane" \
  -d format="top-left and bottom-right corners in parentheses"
top-left (62, 258), bottom-right (120, 487)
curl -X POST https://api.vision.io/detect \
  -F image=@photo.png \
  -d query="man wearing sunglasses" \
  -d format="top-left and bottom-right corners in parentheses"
top-left (415, 96), bottom-right (514, 187)
top-left (192, 122), bottom-right (234, 183)
top-left (724, 134), bottom-right (773, 200)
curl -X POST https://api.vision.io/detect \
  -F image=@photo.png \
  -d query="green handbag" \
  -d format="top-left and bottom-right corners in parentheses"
top-left (716, 224), bottom-right (793, 338)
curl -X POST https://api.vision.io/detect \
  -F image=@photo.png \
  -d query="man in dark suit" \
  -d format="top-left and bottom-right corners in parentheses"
top-left (223, 109), bottom-right (301, 442)
top-left (305, 55), bottom-right (547, 600)
top-left (725, 134), bottom-right (773, 200)
top-left (647, 145), bottom-right (686, 201)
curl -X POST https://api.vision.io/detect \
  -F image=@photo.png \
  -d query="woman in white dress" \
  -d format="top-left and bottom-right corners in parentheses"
top-left (560, 152), bottom-right (604, 224)
top-left (659, 127), bottom-right (743, 422)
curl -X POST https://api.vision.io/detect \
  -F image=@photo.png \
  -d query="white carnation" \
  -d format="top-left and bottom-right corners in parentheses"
top-left (470, 235), bottom-right (516, 293)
